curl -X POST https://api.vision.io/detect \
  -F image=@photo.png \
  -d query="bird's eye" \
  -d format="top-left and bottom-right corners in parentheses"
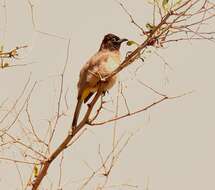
top-left (112, 38), bottom-right (117, 42)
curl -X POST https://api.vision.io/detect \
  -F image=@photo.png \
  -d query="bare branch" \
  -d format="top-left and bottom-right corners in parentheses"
top-left (90, 92), bottom-right (192, 126)
top-left (48, 39), bottom-right (71, 144)
top-left (29, 0), bottom-right (214, 188)
top-left (117, 1), bottom-right (146, 34)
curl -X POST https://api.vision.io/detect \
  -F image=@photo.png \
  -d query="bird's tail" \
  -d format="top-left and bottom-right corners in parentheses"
top-left (72, 99), bottom-right (83, 129)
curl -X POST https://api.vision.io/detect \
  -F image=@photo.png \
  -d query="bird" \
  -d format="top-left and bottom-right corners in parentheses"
top-left (72, 33), bottom-right (128, 129)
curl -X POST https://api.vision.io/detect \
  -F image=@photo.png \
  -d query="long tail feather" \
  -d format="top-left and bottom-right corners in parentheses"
top-left (84, 92), bottom-right (94, 103)
top-left (72, 99), bottom-right (83, 129)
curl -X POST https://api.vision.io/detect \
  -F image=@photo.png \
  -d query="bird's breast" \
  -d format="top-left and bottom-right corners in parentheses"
top-left (104, 54), bottom-right (120, 73)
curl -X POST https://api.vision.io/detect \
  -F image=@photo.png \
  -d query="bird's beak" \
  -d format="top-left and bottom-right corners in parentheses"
top-left (118, 38), bottom-right (128, 44)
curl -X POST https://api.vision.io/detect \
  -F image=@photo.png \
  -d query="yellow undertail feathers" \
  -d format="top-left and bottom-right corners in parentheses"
top-left (81, 88), bottom-right (91, 101)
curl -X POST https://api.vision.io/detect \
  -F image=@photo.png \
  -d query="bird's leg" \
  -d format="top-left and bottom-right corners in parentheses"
top-left (88, 70), bottom-right (98, 78)
top-left (97, 71), bottom-right (106, 82)
top-left (89, 70), bottom-right (106, 82)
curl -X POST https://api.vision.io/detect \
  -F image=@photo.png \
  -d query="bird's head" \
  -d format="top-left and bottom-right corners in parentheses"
top-left (99, 33), bottom-right (128, 51)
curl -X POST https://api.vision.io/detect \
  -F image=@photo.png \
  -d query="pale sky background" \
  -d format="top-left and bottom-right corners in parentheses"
top-left (0, 0), bottom-right (215, 190)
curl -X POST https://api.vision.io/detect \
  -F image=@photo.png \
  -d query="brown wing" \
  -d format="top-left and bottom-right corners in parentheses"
top-left (77, 51), bottom-right (109, 100)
